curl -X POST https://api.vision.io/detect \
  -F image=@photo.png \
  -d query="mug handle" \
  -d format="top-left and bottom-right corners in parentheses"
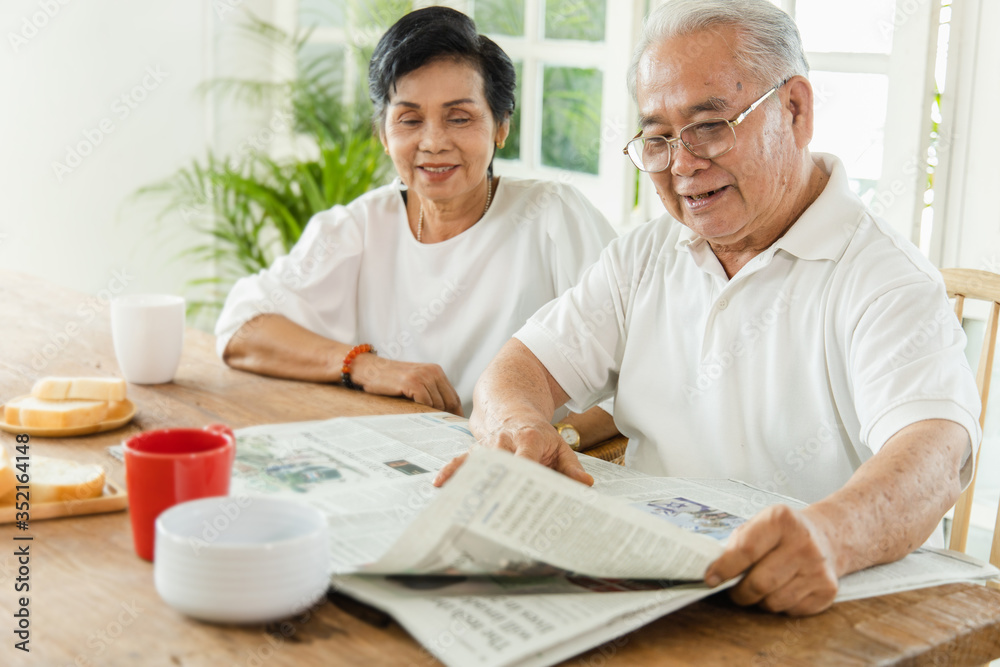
top-left (203, 423), bottom-right (235, 445)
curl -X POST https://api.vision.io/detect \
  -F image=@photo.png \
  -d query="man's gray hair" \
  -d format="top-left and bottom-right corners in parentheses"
top-left (627, 0), bottom-right (809, 100)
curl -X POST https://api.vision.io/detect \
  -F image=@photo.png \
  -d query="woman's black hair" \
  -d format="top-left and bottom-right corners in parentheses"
top-left (368, 7), bottom-right (516, 132)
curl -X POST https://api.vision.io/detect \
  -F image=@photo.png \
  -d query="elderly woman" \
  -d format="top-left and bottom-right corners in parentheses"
top-left (215, 7), bottom-right (617, 447)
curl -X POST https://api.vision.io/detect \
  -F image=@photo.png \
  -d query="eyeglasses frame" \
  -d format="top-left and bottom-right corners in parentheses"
top-left (623, 79), bottom-right (789, 173)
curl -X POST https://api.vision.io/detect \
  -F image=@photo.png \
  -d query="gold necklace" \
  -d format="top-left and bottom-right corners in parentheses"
top-left (417, 177), bottom-right (493, 243)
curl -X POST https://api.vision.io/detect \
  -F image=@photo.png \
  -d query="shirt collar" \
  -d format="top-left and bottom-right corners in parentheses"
top-left (675, 223), bottom-right (704, 252)
top-left (771, 153), bottom-right (863, 262)
top-left (673, 153), bottom-right (866, 263)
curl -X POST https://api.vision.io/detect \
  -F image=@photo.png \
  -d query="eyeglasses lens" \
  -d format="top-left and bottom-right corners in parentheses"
top-left (628, 121), bottom-right (736, 172)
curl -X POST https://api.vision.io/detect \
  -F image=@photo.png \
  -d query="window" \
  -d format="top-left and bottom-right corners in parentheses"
top-left (791, 0), bottom-right (897, 202)
top-left (468, 0), bottom-right (641, 229)
top-left (294, 0), bottom-right (414, 105)
top-left (773, 0), bottom-right (941, 246)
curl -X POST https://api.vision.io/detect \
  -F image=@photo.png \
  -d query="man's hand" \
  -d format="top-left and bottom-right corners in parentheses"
top-left (352, 355), bottom-right (463, 416)
top-left (705, 504), bottom-right (839, 615)
top-left (703, 420), bottom-right (969, 616)
top-left (433, 417), bottom-right (593, 487)
top-left (434, 338), bottom-right (594, 487)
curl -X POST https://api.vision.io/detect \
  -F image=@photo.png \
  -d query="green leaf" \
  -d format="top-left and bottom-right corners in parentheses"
top-left (134, 10), bottom-right (396, 314)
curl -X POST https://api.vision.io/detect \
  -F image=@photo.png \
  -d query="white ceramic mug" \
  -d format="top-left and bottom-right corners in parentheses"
top-left (111, 294), bottom-right (185, 384)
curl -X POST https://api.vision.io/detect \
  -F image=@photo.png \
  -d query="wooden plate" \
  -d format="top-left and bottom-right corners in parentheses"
top-left (0, 398), bottom-right (136, 437)
top-left (0, 479), bottom-right (128, 523)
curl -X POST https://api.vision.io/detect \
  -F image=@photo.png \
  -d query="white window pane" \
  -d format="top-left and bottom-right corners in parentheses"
top-left (541, 66), bottom-right (603, 174)
top-left (299, 0), bottom-right (346, 26)
top-left (544, 0), bottom-right (606, 42)
top-left (497, 61), bottom-right (523, 161)
top-left (352, 0), bottom-right (412, 30)
top-left (299, 43), bottom-right (347, 91)
top-left (796, 0), bottom-right (897, 54)
top-left (808, 71), bottom-right (889, 196)
top-left (474, 0), bottom-right (525, 37)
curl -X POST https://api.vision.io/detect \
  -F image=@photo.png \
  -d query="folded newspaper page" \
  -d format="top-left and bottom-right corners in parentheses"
top-left (359, 447), bottom-right (725, 580)
top-left (226, 413), bottom-right (999, 667)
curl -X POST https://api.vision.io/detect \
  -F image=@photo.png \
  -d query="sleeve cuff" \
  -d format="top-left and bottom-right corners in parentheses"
top-left (597, 396), bottom-right (615, 417)
top-left (514, 320), bottom-right (597, 414)
top-left (865, 398), bottom-right (982, 488)
top-left (215, 328), bottom-right (235, 360)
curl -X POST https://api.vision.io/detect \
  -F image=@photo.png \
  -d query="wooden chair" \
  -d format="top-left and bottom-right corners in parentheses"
top-left (582, 435), bottom-right (628, 465)
top-left (941, 269), bottom-right (1000, 586)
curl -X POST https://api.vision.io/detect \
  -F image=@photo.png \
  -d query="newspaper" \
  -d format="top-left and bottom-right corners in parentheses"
top-left (227, 414), bottom-right (1000, 667)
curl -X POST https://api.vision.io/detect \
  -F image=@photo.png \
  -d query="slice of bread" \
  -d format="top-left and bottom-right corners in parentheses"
top-left (105, 400), bottom-right (131, 421)
top-left (0, 446), bottom-right (15, 500)
top-left (4, 396), bottom-right (109, 429)
top-left (31, 376), bottom-right (126, 402)
top-left (20, 455), bottom-right (105, 504)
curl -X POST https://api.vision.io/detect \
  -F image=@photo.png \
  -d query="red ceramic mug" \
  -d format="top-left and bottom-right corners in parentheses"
top-left (123, 424), bottom-right (236, 561)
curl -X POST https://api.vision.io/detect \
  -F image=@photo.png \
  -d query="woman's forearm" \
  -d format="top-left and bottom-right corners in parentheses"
top-left (222, 314), bottom-right (349, 383)
top-left (561, 406), bottom-right (620, 450)
top-left (223, 314), bottom-right (463, 414)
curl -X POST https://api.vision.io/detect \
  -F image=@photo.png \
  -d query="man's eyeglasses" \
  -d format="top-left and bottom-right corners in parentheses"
top-left (623, 80), bottom-right (787, 173)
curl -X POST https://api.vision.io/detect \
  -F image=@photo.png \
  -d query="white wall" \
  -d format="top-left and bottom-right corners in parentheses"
top-left (0, 0), bottom-right (212, 304)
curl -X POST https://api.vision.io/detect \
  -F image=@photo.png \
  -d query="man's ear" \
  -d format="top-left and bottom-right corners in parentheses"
top-left (784, 75), bottom-right (814, 148)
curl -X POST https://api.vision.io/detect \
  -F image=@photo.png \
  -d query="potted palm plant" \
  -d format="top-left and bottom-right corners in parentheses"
top-left (137, 16), bottom-right (393, 324)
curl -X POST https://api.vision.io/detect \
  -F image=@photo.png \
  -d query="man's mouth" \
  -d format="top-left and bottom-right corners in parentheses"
top-left (686, 187), bottom-right (725, 201)
top-left (681, 186), bottom-right (730, 209)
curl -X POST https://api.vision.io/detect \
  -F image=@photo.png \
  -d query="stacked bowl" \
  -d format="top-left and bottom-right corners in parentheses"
top-left (153, 496), bottom-right (330, 624)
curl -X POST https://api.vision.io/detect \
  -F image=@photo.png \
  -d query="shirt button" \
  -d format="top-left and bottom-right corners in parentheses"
top-left (717, 299), bottom-right (728, 310)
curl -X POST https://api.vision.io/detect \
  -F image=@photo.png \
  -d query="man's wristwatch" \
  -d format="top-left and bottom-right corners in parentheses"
top-left (553, 422), bottom-right (582, 452)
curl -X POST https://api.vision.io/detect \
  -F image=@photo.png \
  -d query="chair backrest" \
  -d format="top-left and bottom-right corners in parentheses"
top-left (941, 269), bottom-right (1000, 574)
top-left (582, 435), bottom-right (628, 464)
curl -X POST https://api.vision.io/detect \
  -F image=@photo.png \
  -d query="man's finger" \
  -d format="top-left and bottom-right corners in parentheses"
top-left (510, 432), bottom-right (594, 486)
top-left (762, 551), bottom-right (838, 613)
top-left (784, 589), bottom-right (836, 616)
top-left (756, 572), bottom-right (816, 613)
top-left (704, 512), bottom-right (783, 586)
top-left (554, 445), bottom-right (593, 486)
top-left (509, 429), bottom-right (551, 463)
top-left (728, 553), bottom-right (799, 607)
top-left (432, 452), bottom-right (468, 487)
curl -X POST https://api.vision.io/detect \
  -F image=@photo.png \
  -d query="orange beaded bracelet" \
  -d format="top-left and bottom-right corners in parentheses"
top-left (341, 343), bottom-right (375, 390)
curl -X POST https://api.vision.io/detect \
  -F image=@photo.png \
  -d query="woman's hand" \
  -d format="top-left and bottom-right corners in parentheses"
top-left (351, 354), bottom-right (463, 416)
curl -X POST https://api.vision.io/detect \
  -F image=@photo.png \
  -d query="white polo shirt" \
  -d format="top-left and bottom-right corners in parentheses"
top-left (516, 154), bottom-right (981, 503)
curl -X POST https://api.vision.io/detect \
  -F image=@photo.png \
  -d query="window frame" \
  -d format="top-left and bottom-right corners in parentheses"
top-left (460, 0), bottom-right (642, 231)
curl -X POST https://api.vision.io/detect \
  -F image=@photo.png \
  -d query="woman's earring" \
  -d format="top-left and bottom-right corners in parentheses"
top-left (384, 147), bottom-right (389, 155)
top-left (496, 140), bottom-right (505, 149)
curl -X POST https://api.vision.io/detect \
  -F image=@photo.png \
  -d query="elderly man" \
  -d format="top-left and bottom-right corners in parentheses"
top-left (435, 0), bottom-right (982, 616)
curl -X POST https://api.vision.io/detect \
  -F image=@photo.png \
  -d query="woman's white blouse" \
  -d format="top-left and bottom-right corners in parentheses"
top-left (215, 177), bottom-right (617, 416)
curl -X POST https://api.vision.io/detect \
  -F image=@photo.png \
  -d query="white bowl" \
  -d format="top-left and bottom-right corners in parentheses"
top-left (154, 496), bottom-right (330, 624)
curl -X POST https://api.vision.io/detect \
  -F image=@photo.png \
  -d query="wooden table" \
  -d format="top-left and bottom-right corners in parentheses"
top-left (2, 270), bottom-right (1000, 667)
